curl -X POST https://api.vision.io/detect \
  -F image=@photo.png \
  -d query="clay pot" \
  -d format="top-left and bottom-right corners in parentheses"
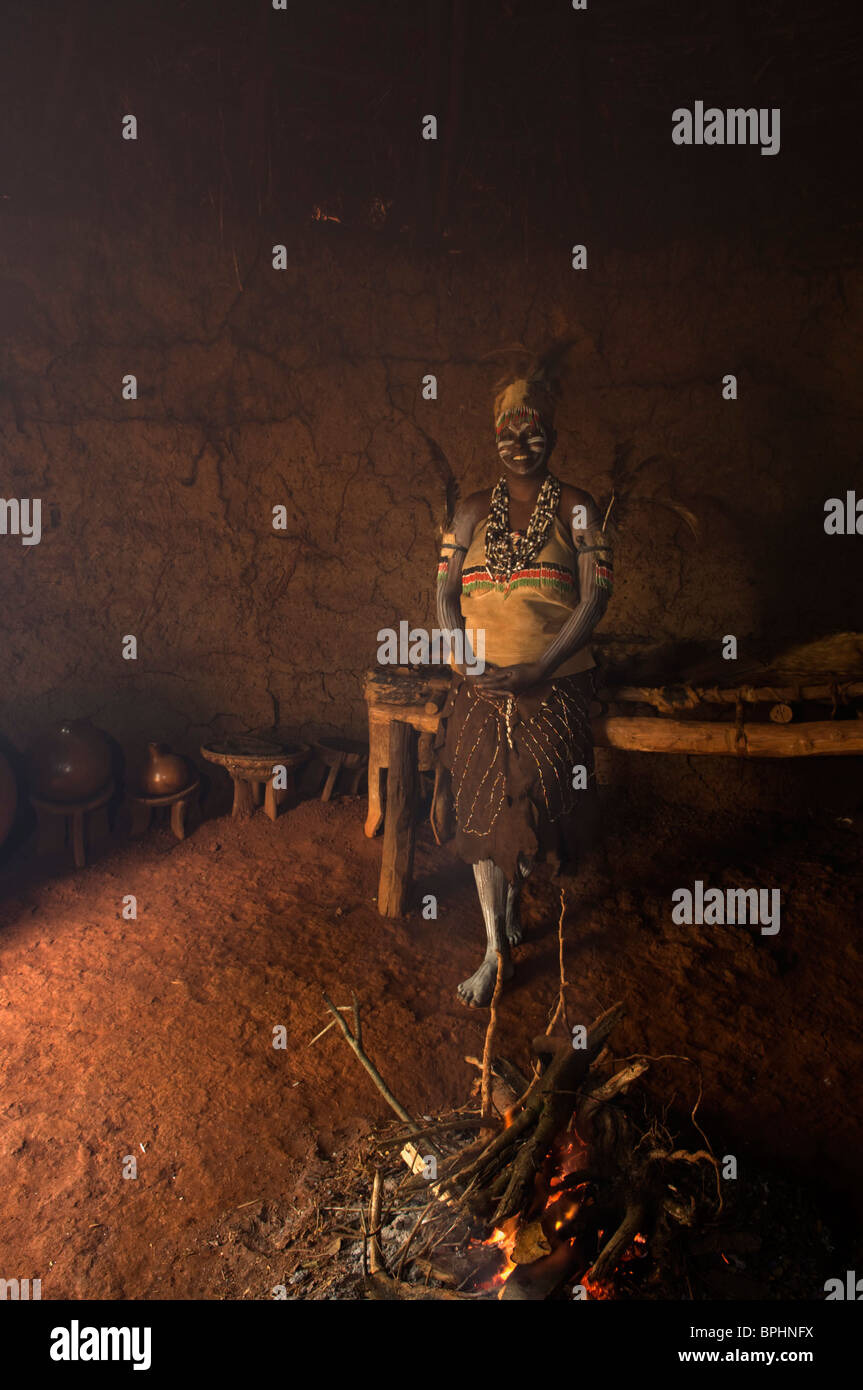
top-left (0, 748), bottom-right (17, 847)
top-left (26, 720), bottom-right (112, 803)
top-left (140, 742), bottom-right (190, 796)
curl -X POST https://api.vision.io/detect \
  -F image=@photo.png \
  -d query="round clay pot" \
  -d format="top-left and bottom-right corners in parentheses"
top-left (0, 748), bottom-right (17, 847)
top-left (140, 742), bottom-right (190, 797)
top-left (26, 720), bottom-right (112, 804)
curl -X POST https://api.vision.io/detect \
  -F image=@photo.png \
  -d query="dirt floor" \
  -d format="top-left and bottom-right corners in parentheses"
top-left (0, 778), bottom-right (861, 1300)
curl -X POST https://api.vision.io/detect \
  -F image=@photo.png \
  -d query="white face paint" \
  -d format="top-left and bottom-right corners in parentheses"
top-left (496, 420), bottom-right (547, 476)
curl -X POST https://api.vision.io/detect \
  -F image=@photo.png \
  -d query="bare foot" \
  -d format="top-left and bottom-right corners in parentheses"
top-left (457, 954), bottom-right (514, 1007)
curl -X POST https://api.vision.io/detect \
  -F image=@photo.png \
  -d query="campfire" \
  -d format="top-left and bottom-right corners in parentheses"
top-left (257, 899), bottom-right (830, 1302)
top-left (394, 1001), bottom-right (721, 1301)
top-left (243, 966), bottom-right (837, 1304)
top-left (307, 983), bottom-right (723, 1300)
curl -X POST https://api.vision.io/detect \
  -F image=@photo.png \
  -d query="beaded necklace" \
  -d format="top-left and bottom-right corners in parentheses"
top-left (484, 473), bottom-right (561, 581)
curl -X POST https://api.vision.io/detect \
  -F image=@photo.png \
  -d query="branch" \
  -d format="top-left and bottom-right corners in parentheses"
top-left (322, 990), bottom-right (419, 1132)
top-left (480, 951), bottom-right (505, 1129)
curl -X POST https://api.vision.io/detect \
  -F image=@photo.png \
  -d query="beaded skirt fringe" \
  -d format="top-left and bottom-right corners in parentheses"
top-left (434, 669), bottom-right (598, 884)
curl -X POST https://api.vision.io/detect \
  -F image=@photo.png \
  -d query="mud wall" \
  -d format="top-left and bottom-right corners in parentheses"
top-left (1, 0), bottom-right (861, 805)
top-left (2, 219), bottom-right (860, 766)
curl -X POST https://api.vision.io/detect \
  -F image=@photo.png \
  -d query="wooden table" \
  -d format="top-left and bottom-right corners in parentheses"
top-left (363, 667), bottom-right (450, 838)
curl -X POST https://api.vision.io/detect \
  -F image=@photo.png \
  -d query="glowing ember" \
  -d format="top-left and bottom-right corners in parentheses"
top-left (548, 1131), bottom-right (588, 1185)
top-left (469, 1119), bottom-right (649, 1299)
top-left (625, 1232), bottom-right (648, 1259)
top-left (581, 1274), bottom-right (615, 1299)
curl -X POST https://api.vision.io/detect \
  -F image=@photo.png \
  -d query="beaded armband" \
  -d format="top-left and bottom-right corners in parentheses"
top-left (438, 532), bottom-right (467, 584)
top-left (575, 527), bottom-right (614, 595)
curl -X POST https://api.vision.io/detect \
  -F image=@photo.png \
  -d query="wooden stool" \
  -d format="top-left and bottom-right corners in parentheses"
top-left (200, 738), bottom-right (310, 821)
top-left (127, 778), bottom-right (200, 841)
top-left (311, 738), bottom-right (369, 801)
top-left (363, 667), bottom-right (450, 837)
top-left (30, 780), bottom-right (115, 868)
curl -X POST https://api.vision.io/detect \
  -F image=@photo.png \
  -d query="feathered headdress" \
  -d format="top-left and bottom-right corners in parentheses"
top-left (488, 338), bottom-right (578, 435)
top-left (482, 337), bottom-right (701, 542)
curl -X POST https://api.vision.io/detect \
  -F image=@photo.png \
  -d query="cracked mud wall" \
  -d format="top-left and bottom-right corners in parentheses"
top-left (1, 217), bottom-right (860, 781)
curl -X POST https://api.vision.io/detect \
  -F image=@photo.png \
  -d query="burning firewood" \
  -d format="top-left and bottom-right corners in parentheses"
top-left (432, 1002), bottom-right (625, 1218)
top-left (408, 1002), bottom-right (721, 1299)
top-left (315, 985), bottom-right (725, 1300)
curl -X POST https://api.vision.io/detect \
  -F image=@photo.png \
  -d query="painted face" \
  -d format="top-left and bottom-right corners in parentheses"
top-left (496, 418), bottom-right (547, 475)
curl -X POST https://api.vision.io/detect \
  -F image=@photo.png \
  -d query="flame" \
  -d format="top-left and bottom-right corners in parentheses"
top-left (470, 1122), bottom-right (650, 1300)
top-left (479, 1130), bottom-right (591, 1294)
top-left (478, 1217), bottom-right (519, 1293)
top-left (549, 1196), bottom-right (580, 1231)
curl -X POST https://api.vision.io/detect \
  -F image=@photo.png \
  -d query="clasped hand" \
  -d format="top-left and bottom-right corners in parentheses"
top-left (465, 660), bottom-right (546, 695)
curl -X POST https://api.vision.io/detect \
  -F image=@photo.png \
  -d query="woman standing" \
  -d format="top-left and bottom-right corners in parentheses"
top-left (435, 357), bottom-right (613, 1005)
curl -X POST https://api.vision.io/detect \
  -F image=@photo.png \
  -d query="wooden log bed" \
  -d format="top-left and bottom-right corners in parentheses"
top-left (593, 715), bottom-right (863, 756)
top-left (365, 663), bottom-right (861, 918)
